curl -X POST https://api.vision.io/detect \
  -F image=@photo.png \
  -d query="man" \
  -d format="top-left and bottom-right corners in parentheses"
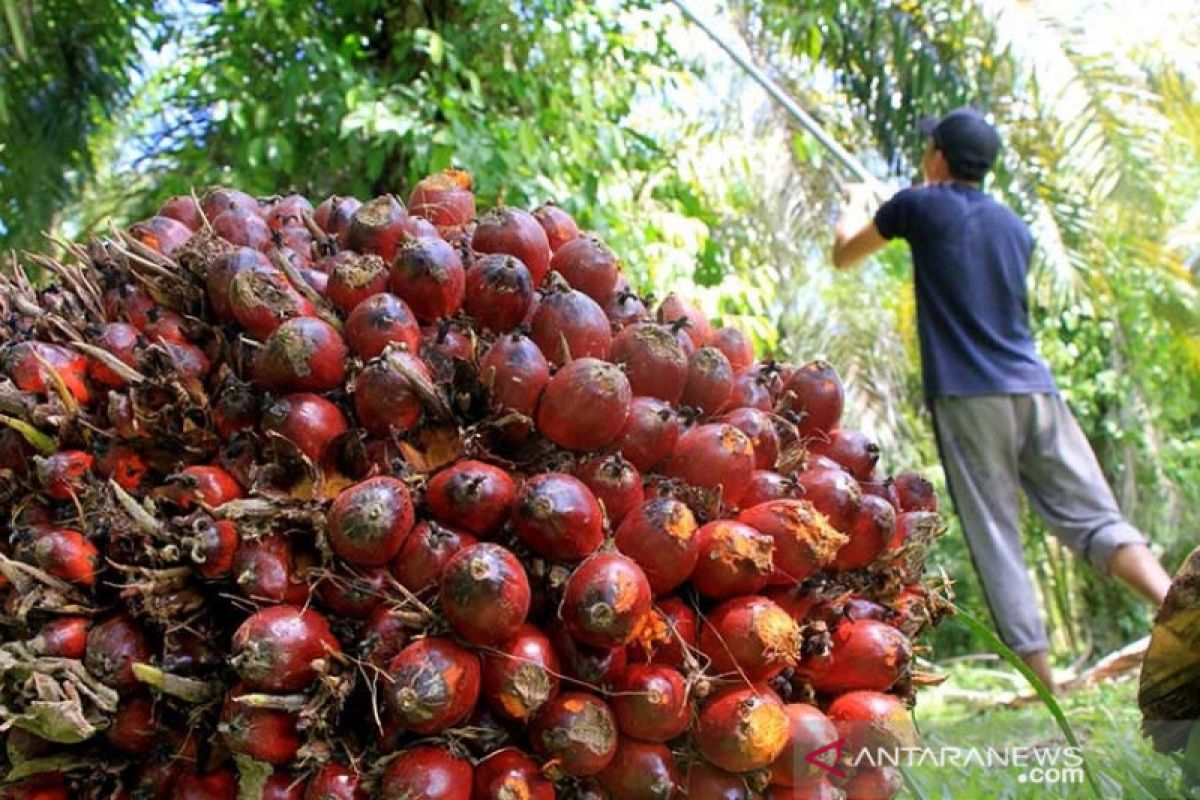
top-left (831, 107), bottom-right (1172, 691)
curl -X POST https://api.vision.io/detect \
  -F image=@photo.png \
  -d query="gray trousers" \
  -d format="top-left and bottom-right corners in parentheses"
top-left (930, 393), bottom-right (1146, 655)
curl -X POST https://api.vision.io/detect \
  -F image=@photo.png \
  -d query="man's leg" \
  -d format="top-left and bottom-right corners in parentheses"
top-left (1018, 395), bottom-right (1170, 606)
top-left (931, 396), bottom-right (1053, 684)
top-left (1021, 650), bottom-right (1056, 692)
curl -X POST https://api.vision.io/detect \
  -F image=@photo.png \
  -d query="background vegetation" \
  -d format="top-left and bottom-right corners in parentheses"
top-left (2, 1), bottom-right (1198, 794)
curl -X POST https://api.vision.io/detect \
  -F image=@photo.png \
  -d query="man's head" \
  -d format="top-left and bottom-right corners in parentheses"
top-left (918, 108), bottom-right (1001, 184)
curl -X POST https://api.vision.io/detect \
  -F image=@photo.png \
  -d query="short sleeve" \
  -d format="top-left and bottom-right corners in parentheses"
top-left (873, 187), bottom-right (921, 242)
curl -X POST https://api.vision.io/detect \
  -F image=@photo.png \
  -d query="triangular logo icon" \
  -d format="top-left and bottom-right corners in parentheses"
top-left (804, 738), bottom-right (847, 779)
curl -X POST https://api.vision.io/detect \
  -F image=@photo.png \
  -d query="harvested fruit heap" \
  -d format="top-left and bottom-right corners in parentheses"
top-left (0, 171), bottom-right (951, 800)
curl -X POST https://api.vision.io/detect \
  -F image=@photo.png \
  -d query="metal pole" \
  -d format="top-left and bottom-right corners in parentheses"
top-left (667, 0), bottom-right (888, 195)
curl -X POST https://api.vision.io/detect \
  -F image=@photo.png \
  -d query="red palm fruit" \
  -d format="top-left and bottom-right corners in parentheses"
top-left (317, 566), bottom-right (389, 619)
top-left (482, 623), bottom-right (561, 723)
top-left (390, 520), bottom-right (477, 593)
top-left (421, 319), bottom-right (476, 381)
top-left (251, 316), bottom-right (346, 392)
top-left (551, 627), bottom-right (628, 688)
top-left (768, 704), bottom-right (839, 787)
top-left (809, 620), bottom-right (911, 694)
top-left (106, 692), bottom-right (158, 755)
top-left (562, 553), bottom-right (653, 648)
top-left (232, 534), bottom-right (309, 604)
top-left (842, 767), bottom-right (903, 800)
top-left (352, 349), bottom-right (433, 437)
top-left (212, 206), bottom-right (272, 249)
top-left (22, 528), bottom-right (99, 586)
top-left (530, 692), bottom-right (619, 776)
top-left (809, 429), bottom-right (880, 481)
top-left (730, 370), bottom-right (775, 412)
top-left (695, 686), bottom-right (790, 773)
top-left (325, 253), bottom-right (390, 314)
top-left (463, 254), bottom-right (535, 333)
top-left (31, 616), bottom-right (90, 659)
top-left (656, 293), bottom-right (712, 348)
top-left (512, 473), bottom-right (604, 561)
top-left (597, 739), bottom-right (680, 800)
top-left (710, 326), bottom-right (754, 373)
top-left (220, 691), bottom-right (301, 765)
top-left (361, 605), bottom-right (410, 669)
top-left (229, 263), bottom-right (316, 338)
top-left (529, 282), bottom-right (612, 365)
top-left (738, 500), bottom-right (847, 583)
top-left (609, 323), bottom-right (689, 403)
top-left (615, 498), bottom-right (701, 595)
top-left (328, 477), bottom-right (415, 566)
top-left (85, 615), bottom-right (151, 694)
top-left (743, 471), bottom-right (800, 507)
top-left (343, 292), bottom-right (420, 359)
top-left (835, 494), bottom-right (895, 571)
top-left (722, 407), bottom-right (780, 471)
top-left (682, 346), bottom-right (735, 415)
top-left (537, 358), bottom-right (632, 451)
top-left (611, 664), bottom-right (690, 742)
top-left (796, 466), bottom-right (862, 534)
top-left (781, 361), bottom-right (844, 441)
top-left (103, 283), bottom-right (158, 330)
top-left (261, 392), bottom-right (348, 463)
top-left (263, 773), bottom-right (308, 800)
top-left (480, 332), bottom-right (550, 417)
top-left (231, 605), bottom-right (340, 692)
top-left (692, 520), bottom-right (775, 599)
top-left (549, 234), bottom-right (620, 302)
top-left (158, 195), bottom-right (203, 230)
top-left (161, 465), bottom-right (244, 509)
top-left (346, 196), bottom-right (408, 260)
top-left (88, 322), bottom-right (141, 387)
top-left (472, 207), bottom-right (551, 286)
top-left (667, 319), bottom-right (697, 358)
top-left (474, 749), bottom-right (554, 800)
top-left (665, 423), bottom-right (756, 508)
top-left (604, 277), bottom-right (650, 329)
top-left (826, 691), bottom-right (916, 758)
top-left (201, 186), bottom-right (259, 219)
top-left (4, 341), bottom-right (91, 404)
top-left (0, 776), bottom-right (71, 800)
top-left (34, 451), bottom-right (93, 500)
top-left (314, 195), bottom-right (363, 239)
top-left (386, 637), bottom-right (481, 733)
top-left (616, 397), bottom-right (681, 471)
top-left (890, 472), bottom-right (938, 512)
top-left (575, 454), bottom-right (643, 527)
top-left (379, 747), bottom-right (472, 800)
top-left (627, 597), bottom-right (697, 669)
top-left (408, 169), bottom-right (475, 230)
top-left (390, 236), bottom-right (466, 322)
top-left (207, 246), bottom-right (269, 321)
top-left (264, 193), bottom-right (314, 230)
top-left (175, 769), bottom-right (240, 800)
top-left (159, 340), bottom-right (212, 382)
top-left (143, 308), bottom-right (187, 344)
top-left (426, 460), bottom-right (516, 538)
top-left (305, 763), bottom-right (363, 800)
top-left (890, 510), bottom-right (940, 551)
top-left (684, 762), bottom-right (756, 800)
top-left (440, 543), bottom-right (530, 645)
top-left (189, 518), bottom-right (239, 580)
top-left (533, 202), bottom-right (580, 252)
top-left (129, 215), bottom-right (193, 256)
top-left (771, 778), bottom-right (839, 800)
top-left (699, 595), bottom-right (800, 681)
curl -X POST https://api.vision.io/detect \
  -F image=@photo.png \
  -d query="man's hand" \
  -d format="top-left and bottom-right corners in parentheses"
top-left (832, 182), bottom-right (889, 270)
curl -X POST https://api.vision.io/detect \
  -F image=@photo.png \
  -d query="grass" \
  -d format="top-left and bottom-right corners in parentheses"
top-left (903, 665), bottom-right (1197, 799)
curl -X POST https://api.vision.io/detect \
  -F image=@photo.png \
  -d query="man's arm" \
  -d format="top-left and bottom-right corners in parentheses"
top-left (832, 184), bottom-right (889, 270)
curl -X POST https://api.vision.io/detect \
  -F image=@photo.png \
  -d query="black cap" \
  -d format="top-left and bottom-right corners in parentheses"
top-left (918, 107), bottom-right (1000, 181)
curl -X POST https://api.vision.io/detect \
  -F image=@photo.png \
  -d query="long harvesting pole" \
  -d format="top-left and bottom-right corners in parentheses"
top-left (667, 0), bottom-right (888, 195)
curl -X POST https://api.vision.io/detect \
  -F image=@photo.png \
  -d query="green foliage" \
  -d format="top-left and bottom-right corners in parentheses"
top-left (0, 0), bottom-right (159, 250)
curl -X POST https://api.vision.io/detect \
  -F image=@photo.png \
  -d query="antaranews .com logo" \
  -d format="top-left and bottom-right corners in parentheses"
top-left (804, 740), bottom-right (1086, 786)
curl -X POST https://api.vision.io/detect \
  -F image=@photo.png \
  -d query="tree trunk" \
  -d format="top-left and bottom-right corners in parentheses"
top-left (1138, 545), bottom-right (1200, 753)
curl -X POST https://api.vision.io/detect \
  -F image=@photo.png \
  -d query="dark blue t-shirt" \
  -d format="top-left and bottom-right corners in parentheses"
top-left (873, 183), bottom-right (1056, 398)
